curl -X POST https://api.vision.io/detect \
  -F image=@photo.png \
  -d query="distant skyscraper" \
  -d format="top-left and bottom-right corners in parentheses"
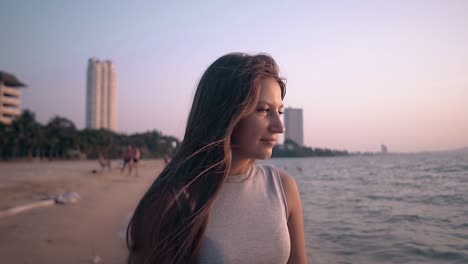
top-left (284, 107), bottom-right (304, 146)
top-left (0, 71), bottom-right (27, 125)
top-left (381, 144), bottom-right (388, 154)
top-left (86, 58), bottom-right (117, 131)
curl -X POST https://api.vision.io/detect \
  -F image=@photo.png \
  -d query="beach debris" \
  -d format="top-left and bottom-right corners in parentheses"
top-left (92, 255), bottom-right (103, 264)
top-left (0, 200), bottom-right (55, 219)
top-left (0, 191), bottom-right (81, 219)
top-left (54, 191), bottom-right (81, 204)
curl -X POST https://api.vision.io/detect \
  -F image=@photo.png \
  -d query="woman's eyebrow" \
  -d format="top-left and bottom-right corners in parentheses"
top-left (257, 100), bottom-right (284, 108)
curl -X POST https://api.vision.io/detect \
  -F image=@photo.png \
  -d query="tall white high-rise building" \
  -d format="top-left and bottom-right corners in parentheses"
top-left (86, 57), bottom-right (117, 131)
top-left (284, 107), bottom-right (304, 146)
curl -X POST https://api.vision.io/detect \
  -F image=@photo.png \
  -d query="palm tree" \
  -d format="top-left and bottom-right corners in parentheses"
top-left (46, 116), bottom-right (77, 159)
top-left (0, 122), bottom-right (11, 159)
top-left (10, 110), bottom-right (41, 158)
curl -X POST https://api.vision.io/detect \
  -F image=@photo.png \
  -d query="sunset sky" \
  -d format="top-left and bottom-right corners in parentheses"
top-left (1, 0), bottom-right (467, 152)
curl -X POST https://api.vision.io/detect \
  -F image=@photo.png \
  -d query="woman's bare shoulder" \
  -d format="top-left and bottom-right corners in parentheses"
top-left (276, 168), bottom-right (300, 217)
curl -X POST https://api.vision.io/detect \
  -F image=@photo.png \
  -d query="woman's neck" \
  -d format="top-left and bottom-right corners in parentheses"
top-left (229, 154), bottom-right (254, 175)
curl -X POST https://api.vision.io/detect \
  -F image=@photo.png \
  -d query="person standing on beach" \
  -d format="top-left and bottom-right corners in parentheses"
top-left (132, 146), bottom-right (141, 177)
top-left (127, 53), bottom-right (307, 263)
top-left (121, 145), bottom-right (134, 175)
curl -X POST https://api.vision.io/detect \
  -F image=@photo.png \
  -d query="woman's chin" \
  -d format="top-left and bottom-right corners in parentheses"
top-left (256, 150), bottom-right (273, 160)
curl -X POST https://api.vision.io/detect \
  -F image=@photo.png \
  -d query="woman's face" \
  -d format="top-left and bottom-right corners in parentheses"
top-left (231, 77), bottom-right (285, 161)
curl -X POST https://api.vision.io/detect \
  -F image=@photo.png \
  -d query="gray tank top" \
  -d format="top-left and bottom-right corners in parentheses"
top-left (199, 164), bottom-right (291, 264)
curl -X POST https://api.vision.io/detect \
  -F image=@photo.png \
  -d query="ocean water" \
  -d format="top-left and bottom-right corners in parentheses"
top-left (263, 152), bottom-right (468, 264)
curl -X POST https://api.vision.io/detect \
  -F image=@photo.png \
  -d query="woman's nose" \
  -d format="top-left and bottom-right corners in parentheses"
top-left (270, 113), bottom-right (285, 134)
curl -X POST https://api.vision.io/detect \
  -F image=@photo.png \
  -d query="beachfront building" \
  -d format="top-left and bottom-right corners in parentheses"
top-left (86, 57), bottom-right (117, 131)
top-left (284, 107), bottom-right (304, 146)
top-left (0, 71), bottom-right (27, 125)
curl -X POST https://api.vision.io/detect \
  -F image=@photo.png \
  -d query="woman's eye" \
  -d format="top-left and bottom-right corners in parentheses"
top-left (257, 108), bottom-right (270, 113)
top-left (278, 110), bottom-right (284, 115)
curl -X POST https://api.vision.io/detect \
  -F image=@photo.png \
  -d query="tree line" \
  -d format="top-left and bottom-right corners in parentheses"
top-left (0, 110), bottom-right (179, 160)
top-left (272, 139), bottom-right (349, 157)
top-left (1, 109), bottom-right (352, 160)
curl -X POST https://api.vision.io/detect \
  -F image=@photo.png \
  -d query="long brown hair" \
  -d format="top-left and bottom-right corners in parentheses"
top-left (126, 53), bottom-right (286, 264)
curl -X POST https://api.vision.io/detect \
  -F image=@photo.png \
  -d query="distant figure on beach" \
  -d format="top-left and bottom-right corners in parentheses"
top-left (163, 154), bottom-right (171, 165)
top-left (98, 153), bottom-right (111, 170)
top-left (121, 145), bottom-right (134, 174)
top-left (127, 53), bottom-right (307, 263)
top-left (132, 146), bottom-right (141, 177)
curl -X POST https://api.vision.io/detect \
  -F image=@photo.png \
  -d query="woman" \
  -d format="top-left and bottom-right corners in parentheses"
top-left (127, 53), bottom-right (307, 263)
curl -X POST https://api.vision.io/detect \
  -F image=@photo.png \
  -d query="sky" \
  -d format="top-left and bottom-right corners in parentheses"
top-left (1, 0), bottom-right (467, 153)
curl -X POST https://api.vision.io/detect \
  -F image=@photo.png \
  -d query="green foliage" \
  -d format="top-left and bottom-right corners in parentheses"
top-left (0, 109), bottom-right (180, 160)
top-left (272, 139), bottom-right (349, 157)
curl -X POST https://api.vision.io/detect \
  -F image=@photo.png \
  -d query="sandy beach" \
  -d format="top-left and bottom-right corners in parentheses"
top-left (0, 159), bottom-right (164, 264)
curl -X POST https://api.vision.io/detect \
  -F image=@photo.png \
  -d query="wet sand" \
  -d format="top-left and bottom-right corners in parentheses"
top-left (0, 159), bottom-right (163, 264)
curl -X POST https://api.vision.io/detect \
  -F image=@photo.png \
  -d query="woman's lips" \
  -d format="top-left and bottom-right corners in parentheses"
top-left (260, 139), bottom-right (277, 145)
